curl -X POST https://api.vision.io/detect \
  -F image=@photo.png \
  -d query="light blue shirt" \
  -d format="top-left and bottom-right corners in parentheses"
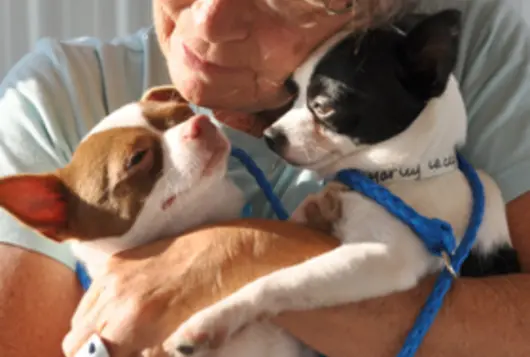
top-left (1, 0), bottom-right (530, 270)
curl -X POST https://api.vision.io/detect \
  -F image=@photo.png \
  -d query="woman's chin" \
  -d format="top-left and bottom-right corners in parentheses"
top-left (213, 110), bottom-right (267, 137)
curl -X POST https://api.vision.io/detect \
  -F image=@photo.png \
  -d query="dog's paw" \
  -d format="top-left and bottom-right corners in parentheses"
top-left (318, 182), bottom-right (348, 220)
top-left (294, 182), bottom-right (347, 233)
top-left (290, 196), bottom-right (313, 224)
top-left (165, 302), bottom-right (257, 356)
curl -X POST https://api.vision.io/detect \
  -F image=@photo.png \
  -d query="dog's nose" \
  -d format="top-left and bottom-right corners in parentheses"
top-left (183, 115), bottom-right (215, 140)
top-left (264, 128), bottom-right (287, 153)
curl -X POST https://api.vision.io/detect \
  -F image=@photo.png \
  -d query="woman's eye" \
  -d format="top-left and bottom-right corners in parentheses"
top-left (127, 150), bottom-right (148, 170)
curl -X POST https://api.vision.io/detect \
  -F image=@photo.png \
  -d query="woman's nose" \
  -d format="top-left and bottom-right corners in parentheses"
top-left (191, 0), bottom-right (253, 43)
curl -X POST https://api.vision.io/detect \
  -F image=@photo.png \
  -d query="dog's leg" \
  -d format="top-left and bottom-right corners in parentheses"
top-left (166, 242), bottom-right (420, 356)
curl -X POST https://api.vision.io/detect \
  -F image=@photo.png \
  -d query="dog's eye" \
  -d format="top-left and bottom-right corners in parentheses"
top-left (312, 101), bottom-right (335, 119)
top-left (126, 149), bottom-right (153, 172)
top-left (128, 150), bottom-right (146, 168)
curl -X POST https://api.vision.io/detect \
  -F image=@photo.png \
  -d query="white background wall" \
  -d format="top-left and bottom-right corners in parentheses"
top-left (0, 0), bottom-right (153, 78)
top-left (0, 0), bottom-right (529, 78)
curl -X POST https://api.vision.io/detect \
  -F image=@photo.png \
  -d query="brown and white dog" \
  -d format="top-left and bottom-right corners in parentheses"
top-left (0, 86), bottom-right (328, 357)
top-left (0, 87), bottom-right (245, 279)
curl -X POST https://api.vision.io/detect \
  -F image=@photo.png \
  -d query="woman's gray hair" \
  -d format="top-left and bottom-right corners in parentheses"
top-left (319, 0), bottom-right (418, 29)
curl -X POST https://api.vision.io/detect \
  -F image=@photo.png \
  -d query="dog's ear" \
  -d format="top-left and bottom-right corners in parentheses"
top-left (140, 86), bottom-right (195, 131)
top-left (397, 9), bottom-right (461, 99)
top-left (0, 174), bottom-right (71, 242)
top-left (141, 85), bottom-right (186, 103)
top-left (140, 100), bottom-right (196, 131)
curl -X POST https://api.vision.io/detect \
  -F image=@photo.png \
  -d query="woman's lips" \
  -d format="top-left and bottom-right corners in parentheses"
top-left (180, 41), bottom-right (241, 76)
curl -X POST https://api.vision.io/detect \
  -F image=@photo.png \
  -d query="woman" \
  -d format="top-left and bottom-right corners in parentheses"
top-left (1, 0), bottom-right (530, 356)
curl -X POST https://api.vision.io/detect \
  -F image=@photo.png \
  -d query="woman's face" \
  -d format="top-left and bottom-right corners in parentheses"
top-left (153, 0), bottom-right (354, 113)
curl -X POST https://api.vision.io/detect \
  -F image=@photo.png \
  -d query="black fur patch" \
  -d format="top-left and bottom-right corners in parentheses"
top-left (305, 9), bottom-right (461, 145)
top-left (460, 244), bottom-right (521, 277)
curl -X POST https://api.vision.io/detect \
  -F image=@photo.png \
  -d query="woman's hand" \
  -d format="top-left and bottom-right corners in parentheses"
top-left (62, 219), bottom-right (338, 357)
top-left (63, 233), bottom-right (206, 357)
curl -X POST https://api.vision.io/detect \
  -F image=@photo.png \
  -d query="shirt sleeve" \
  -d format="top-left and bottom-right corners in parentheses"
top-left (458, 0), bottom-right (530, 203)
top-left (418, 0), bottom-right (530, 203)
top-left (0, 47), bottom-right (80, 270)
top-left (0, 27), bottom-right (163, 270)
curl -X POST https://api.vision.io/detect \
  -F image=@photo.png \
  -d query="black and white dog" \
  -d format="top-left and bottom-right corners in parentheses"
top-left (167, 9), bottom-right (521, 356)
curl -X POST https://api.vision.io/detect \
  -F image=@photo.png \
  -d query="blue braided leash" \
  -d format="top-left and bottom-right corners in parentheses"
top-left (76, 260), bottom-right (92, 291)
top-left (230, 146), bottom-right (290, 221)
top-left (75, 146), bottom-right (289, 291)
top-left (335, 152), bottom-right (485, 357)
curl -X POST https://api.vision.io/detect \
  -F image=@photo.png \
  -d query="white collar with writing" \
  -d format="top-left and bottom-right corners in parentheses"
top-left (360, 152), bottom-right (459, 185)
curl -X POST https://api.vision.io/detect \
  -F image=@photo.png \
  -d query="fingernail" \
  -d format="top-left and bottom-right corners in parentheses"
top-left (74, 334), bottom-right (110, 357)
top-left (177, 344), bottom-right (195, 355)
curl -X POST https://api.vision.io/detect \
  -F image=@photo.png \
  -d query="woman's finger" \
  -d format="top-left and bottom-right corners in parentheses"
top-left (71, 279), bottom-right (106, 326)
top-left (63, 324), bottom-right (104, 357)
top-left (65, 293), bottom-right (151, 357)
top-left (64, 316), bottom-right (137, 357)
top-left (72, 334), bottom-right (111, 357)
top-left (72, 272), bottom-right (128, 330)
top-left (66, 331), bottom-right (135, 357)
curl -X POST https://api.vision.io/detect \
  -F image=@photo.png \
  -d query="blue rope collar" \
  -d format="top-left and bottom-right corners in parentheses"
top-left (335, 152), bottom-right (485, 357)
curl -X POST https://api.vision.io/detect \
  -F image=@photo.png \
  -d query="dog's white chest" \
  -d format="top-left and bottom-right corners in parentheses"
top-left (332, 168), bottom-right (509, 261)
top-left (334, 171), bottom-right (468, 242)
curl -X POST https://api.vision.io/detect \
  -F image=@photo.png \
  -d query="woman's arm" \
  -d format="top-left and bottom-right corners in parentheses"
top-left (63, 196), bottom-right (530, 357)
top-left (276, 275), bottom-right (530, 357)
top-left (0, 244), bottom-right (83, 357)
top-left (273, 192), bottom-right (530, 357)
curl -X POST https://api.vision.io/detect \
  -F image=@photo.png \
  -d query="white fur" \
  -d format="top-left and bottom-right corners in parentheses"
top-left (165, 25), bottom-right (514, 357)
top-left (74, 104), bottom-right (244, 277)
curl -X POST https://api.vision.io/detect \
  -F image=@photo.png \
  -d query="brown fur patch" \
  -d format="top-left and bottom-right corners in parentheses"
top-left (140, 86), bottom-right (196, 131)
top-left (57, 127), bottom-right (165, 240)
top-left (140, 100), bottom-right (195, 132)
top-left (141, 85), bottom-right (185, 103)
top-left (0, 126), bottom-right (166, 242)
top-left (0, 91), bottom-right (199, 242)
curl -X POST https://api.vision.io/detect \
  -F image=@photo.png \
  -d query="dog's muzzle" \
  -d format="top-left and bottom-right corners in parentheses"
top-left (263, 128), bottom-right (288, 154)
